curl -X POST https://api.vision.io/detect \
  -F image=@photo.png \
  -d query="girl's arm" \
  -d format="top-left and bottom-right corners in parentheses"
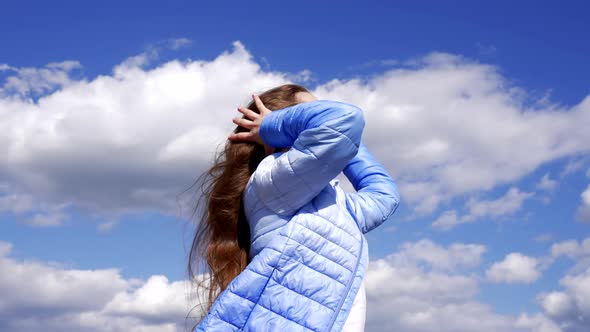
top-left (251, 99), bottom-right (365, 216)
top-left (343, 142), bottom-right (400, 233)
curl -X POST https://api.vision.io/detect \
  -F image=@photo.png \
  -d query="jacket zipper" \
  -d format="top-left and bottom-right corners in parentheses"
top-left (326, 235), bottom-right (364, 331)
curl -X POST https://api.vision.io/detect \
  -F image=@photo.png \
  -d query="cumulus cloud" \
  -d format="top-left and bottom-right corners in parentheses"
top-left (432, 186), bottom-right (534, 231)
top-left (551, 239), bottom-right (590, 259)
top-left (465, 187), bottom-right (534, 220)
top-left (0, 239), bottom-right (489, 332)
top-left (0, 240), bottom-right (198, 332)
top-left (530, 236), bottom-right (590, 331)
top-left (2, 237), bottom-right (572, 332)
top-left (550, 237), bottom-right (590, 272)
top-left (389, 239), bottom-right (486, 271)
top-left (0, 40), bottom-right (290, 229)
top-left (538, 267), bottom-right (590, 332)
top-left (486, 253), bottom-right (542, 284)
top-left (1, 40), bottom-right (590, 229)
top-left (315, 52), bottom-right (590, 217)
top-left (515, 313), bottom-right (562, 332)
top-left (364, 239), bottom-right (540, 332)
top-left (0, 60), bottom-right (82, 97)
top-left (431, 210), bottom-right (462, 231)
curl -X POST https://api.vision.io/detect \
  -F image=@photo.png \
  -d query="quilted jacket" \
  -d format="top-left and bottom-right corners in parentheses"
top-left (195, 99), bottom-right (400, 331)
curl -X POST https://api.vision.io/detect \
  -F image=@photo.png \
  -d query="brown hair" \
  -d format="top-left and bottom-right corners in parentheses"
top-left (185, 83), bottom-right (310, 327)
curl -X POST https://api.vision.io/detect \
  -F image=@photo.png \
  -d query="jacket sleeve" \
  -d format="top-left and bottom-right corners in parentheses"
top-left (252, 99), bottom-right (365, 216)
top-left (343, 142), bottom-right (400, 233)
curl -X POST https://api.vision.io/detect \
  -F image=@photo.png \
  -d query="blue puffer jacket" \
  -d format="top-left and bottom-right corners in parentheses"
top-left (195, 99), bottom-right (400, 331)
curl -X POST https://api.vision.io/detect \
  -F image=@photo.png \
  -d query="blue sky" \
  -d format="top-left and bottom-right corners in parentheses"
top-left (1, 1), bottom-right (589, 331)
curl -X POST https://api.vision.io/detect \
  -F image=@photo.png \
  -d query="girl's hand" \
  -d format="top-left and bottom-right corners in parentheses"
top-left (228, 94), bottom-right (271, 145)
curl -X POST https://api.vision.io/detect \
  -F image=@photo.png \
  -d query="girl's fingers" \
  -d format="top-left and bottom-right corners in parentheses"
top-left (237, 106), bottom-right (259, 120)
top-left (233, 117), bottom-right (254, 129)
top-left (228, 93), bottom-right (270, 144)
top-left (252, 94), bottom-right (270, 115)
top-left (228, 132), bottom-right (253, 141)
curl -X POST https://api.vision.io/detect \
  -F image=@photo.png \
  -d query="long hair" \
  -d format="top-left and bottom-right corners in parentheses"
top-left (185, 83), bottom-right (310, 328)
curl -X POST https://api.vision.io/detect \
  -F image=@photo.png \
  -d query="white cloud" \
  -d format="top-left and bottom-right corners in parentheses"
top-left (365, 239), bottom-right (536, 332)
top-left (0, 241), bottom-right (198, 332)
top-left (316, 52), bottom-right (590, 217)
top-left (432, 187), bottom-right (534, 231)
top-left (550, 237), bottom-right (590, 273)
top-left (576, 183), bottom-right (590, 223)
top-left (537, 172), bottom-right (558, 191)
top-left (538, 267), bottom-right (590, 332)
top-left (0, 192), bottom-right (73, 227)
top-left (21, 202), bottom-right (72, 227)
top-left (541, 292), bottom-right (576, 320)
top-left (390, 239), bottom-right (486, 271)
top-left (0, 246), bottom-right (127, 315)
top-left (431, 210), bottom-right (462, 231)
top-left (1, 35), bottom-right (588, 332)
top-left (168, 37), bottom-right (192, 50)
top-left (0, 60), bottom-right (82, 97)
top-left (559, 159), bottom-right (587, 178)
top-left (0, 240), bottom-right (12, 255)
top-left (0, 192), bottom-right (35, 214)
top-left (0, 41), bottom-right (289, 229)
top-left (103, 275), bottom-right (191, 324)
top-left (486, 253), bottom-right (542, 284)
top-left (515, 313), bottom-right (562, 332)
top-left (1, 238), bottom-right (570, 332)
top-left (464, 187), bottom-right (534, 221)
top-left (551, 240), bottom-right (588, 259)
top-left (533, 236), bottom-right (590, 331)
top-left (1, 41), bottom-right (590, 229)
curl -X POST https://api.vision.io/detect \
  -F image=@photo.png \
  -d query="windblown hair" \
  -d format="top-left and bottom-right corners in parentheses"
top-left (185, 83), bottom-right (310, 328)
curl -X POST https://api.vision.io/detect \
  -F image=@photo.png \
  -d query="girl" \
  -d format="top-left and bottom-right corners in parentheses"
top-left (188, 84), bottom-right (400, 331)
